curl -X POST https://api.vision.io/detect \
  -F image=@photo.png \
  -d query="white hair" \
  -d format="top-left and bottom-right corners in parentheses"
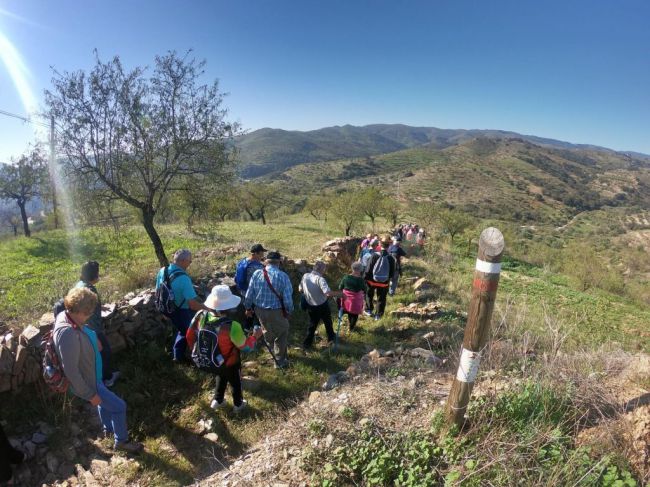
top-left (173, 249), bottom-right (192, 263)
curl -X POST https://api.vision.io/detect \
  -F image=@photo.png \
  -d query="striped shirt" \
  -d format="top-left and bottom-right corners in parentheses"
top-left (244, 265), bottom-right (294, 312)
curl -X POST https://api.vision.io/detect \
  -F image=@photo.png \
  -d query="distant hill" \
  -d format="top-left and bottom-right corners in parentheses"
top-left (235, 124), bottom-right (647, 178)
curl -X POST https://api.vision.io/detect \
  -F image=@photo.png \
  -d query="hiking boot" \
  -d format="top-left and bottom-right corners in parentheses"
top-left (114, 441), bottom-right (144, 454)
top-left (363, 310), bottom-right (373, 317)
top-left (233, 400), bottom-right (248, 413)
top-left (104, 371), bottom-right (121, 388)
top-left (374, 314), bottom-right (381, 321)
top-left (274, 359), bottom-right (290, 369)
top-left (210, 399), bottom-right (227, 410)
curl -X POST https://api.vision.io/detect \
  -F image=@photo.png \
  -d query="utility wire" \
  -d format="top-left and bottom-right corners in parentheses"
top-left (0, 108), bottom-right (51, 129)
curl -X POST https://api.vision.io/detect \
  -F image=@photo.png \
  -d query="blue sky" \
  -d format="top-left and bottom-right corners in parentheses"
top-left (0, 0), bottom-right (649, 161)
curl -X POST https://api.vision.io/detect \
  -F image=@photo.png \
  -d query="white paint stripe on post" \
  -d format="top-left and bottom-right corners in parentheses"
top-left (475, 259), bottom-right (501, 274)
top-left (456, 348), bottom-right (482, 383)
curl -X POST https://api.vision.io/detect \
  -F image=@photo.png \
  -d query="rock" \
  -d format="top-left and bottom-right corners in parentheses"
top-left (346, 365), bottom-right (359, 377)
top-left (12, 345), bottom-right (28, 376)
top-left (101, 303), bottom-right (116, 319)
top-left (4, 333), bottom-right (16, 352)
top-left (128, 295), bottom-right (146, 309)
top-left (19, 325), bottom-right (42, 346)
top-left (38, 422), bottom-right (54, 435)
top-left (62, 445), bottom-right (76, 462)
top-left (58, 462), bottom-right (75, 478)
top-left (426, 355), bottom-right (444, 367)
top-left (205, 433), bottom-right (219, 443)
top-left (413, 278), bottom-right (432, 292)
top-left (358, 417), bottom-right (372, 427)
top-left (308, 391), bottom-right (322, 404)
top-left (325, 434), bottom-right (334, 448)
top-left (198, 418), bottom-right (213, 434)
top-left (31, 432), bottom-right (48, 444)
top-left (69, 422), bottom-right (82, 436)
top-left (39, 313), bottom-right (54, 326)
top-left (22, 440), bottom-right (36, 459)
top-left (375, 357), bottom-right (392, 367)
top-left (409, 347), bottom-right (435, 359)
top-left (105, 333), bottom-right (127, 353)
top-left (45, 451), bottom-right (59, 473)
top-left (322, 374), bottom-right (340, 391)
top-left (368, 349), bottom-right (381, 361)
top-left (90, 458), bottom-right (110, 475)
top-left (242, 377), bottom-right (261, 391)
top-left (0, 345), bottom-right (14, 374)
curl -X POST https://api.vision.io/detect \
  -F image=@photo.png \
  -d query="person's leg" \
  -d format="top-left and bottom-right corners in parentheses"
top-left (365, 286), bottom-right (376, 314)
top-left (96, 332), bottom-right (113, 381)
top-left (348, 313), bottom-right (358, 330)
top-left (228, 365), bottom-right (243, 407)
top-left (320, 303), bottom-right (336, 343)
top-left (389, 272), bottom-right (399, 295)
top-left (171, 309), bottom-right (192, 361)
top-left (214, 370), bottom-right (228, 404)
top-left (275, 312), bottom-right (290, 362)
top-left (377, 286), bottom-right (389, 316)
top-left (96, 382), bottom-right (128, 444)
top-left (303, 307), bottom-right (320, 349)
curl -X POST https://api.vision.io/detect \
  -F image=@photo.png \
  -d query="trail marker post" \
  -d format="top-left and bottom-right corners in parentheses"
top-left (446, 227), bottom-right (504, 428)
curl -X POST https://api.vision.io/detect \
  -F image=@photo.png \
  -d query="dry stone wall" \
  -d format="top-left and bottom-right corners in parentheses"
top-left (0, 236), bottom-right (362, 396)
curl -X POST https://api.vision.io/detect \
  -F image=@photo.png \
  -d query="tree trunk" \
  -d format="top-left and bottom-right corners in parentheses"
top-left (12, 225), bottom-right (17, 237)
top-left (244, 209), bottom-right (255, 221)
top-left (18, 201), bottom-right (30, 237)
top-left (142, 209), bottom-right (168, 266)
top-left (260, 210), bottom-right (266, 225)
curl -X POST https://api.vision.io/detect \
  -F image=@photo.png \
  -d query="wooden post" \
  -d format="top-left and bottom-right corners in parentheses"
top-left (446, 227), bottom-right (504, 428)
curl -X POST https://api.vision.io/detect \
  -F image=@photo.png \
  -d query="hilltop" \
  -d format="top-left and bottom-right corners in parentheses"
top-left (235, 123), bottom-right (650, 178)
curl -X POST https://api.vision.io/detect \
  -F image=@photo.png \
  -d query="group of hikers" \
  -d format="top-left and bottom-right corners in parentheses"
top-left (0, 224), bottom-right (424, 482)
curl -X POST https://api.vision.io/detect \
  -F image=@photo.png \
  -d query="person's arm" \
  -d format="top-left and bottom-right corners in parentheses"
top-left (244, 273), bottom-right (258, 310)
top-left (188, 299), bottom-right (208, 312)
top-left (320, 277), bottom-right (341, 298)
top-left (56, 328), bottom-right (97, 402)
top-left (230, 321), bottom-right (262, 352)
top-left (179, 275), bottom-right (207, 311)
top-left (282, 274), bottom-right (294, 312)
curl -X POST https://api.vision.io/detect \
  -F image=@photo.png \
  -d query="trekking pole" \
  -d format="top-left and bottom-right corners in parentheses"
top-left (254, 325), bottom-right (284, 371)
top-left (334, 304), bottom-right (344, 353)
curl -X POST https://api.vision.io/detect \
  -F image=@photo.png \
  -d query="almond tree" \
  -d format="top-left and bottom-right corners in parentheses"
top-left (0, 146), bottom-right (47, 237)
top-left (45, 51), bottom-right (237, 265)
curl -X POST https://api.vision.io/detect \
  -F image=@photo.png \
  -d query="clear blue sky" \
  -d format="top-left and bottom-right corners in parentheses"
top-left (1, 0), bottom-right (649, 161)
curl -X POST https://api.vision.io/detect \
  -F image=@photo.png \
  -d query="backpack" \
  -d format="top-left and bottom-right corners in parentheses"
top-left (154, 266), bottom-right (186, 316)
top-left (234, 258), bottom-right (252, 293)
top-left (190, 312), bottom-right (232, 373)
top-left (372, 253), bottom-right (391, 283)
top-left (360, 249), bottom-right (374, 272)
top-left (41, 327), bottom-right (69, 393)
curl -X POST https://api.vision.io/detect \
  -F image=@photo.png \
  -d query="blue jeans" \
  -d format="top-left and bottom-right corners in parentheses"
top-left (96, 382), bottom-right (128, 444)
top-left (170, 308), bottom-right (193, 361)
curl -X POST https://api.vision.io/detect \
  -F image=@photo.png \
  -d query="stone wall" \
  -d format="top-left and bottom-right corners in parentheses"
top-left (0, 236), bottom-right (361, 396)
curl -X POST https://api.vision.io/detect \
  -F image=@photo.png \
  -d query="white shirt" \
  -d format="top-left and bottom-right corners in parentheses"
top-left (300, 271), bottom-right (331, 306)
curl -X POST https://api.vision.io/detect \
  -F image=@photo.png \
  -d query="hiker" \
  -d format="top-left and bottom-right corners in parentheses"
top-left (364, 237), bottom-right (396, 320)
top-left (155, 249), bottom-right (209, 364)
top-left (53, 287), bottom-right (143, 453)
top-left (0, 420), bottom-right (25, 485)
top-left (75, 261), bottom-right (120, 387)
top-left (338, 261), bottom-right (367, 331)
top-left (186, 285), bottom-right (263, 412)
top-left (360, 233), bottom-right (372, 250)
top-left (406, 225), bottom-right (415, 242)
top-left (244, 250), bottom-right (293, 368)
top-left (299, 260), bottom-right (341, 350)
top-left (394, 224), bottom-right (404, 241)
top-left (234, 244), bottom-right (267, 330)
top-left (388, 237), bottom-right (407, 296)
top-left (360, 238), bottom-right (378, 273)
top-left (417, 229), bottom-right (426, 248)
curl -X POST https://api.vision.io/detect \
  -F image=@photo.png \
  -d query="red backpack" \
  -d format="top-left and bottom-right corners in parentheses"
top-left (41, 325), bottom-right (72, 393)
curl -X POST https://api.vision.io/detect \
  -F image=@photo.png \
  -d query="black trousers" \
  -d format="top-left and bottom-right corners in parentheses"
top-left (0, 422), bottom-right (24, 482)
top-left (366, 285), bottom-right (389, 316)
top-left (303, 301), bottom-right (335, 348)
top-left (346, 312), bottom-right (359, 330)
top-left (214, 364), bottom-right (243, 407)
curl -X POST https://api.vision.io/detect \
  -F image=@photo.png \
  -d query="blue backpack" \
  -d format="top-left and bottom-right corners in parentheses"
top-left (235, 258), bottom-right (252, 293)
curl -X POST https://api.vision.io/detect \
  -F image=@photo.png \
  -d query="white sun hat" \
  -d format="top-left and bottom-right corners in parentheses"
top-left (205, 284), bottom-right (241, 311)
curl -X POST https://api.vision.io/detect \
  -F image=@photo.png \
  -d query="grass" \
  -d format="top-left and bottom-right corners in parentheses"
top-left (1, 215), bottom-right (649, 485)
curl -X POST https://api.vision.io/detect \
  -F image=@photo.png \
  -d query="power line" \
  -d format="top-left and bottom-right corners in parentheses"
top-left (0, 108), bottom-right (51, 129)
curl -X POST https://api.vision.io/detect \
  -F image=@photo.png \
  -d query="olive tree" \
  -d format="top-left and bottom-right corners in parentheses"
top-left (45, 50), bottom-right (237, 265)
top-left (0, 146), bottom-right (47, 237)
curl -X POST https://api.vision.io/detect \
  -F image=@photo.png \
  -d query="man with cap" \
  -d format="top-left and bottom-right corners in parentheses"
top-left (234, 244), bottom-right (267, 331)
top-left (244, 250), bottom-right (293, 368)
top-left (187, 285), bottom-right (263, 412)
top-left (388, 237), bottom-right (407, 296)
top-left (364, 237), bottom-right (396, 320)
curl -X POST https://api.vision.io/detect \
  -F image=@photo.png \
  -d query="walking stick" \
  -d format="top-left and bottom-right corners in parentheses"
top-left (254, 325), bottom-right (284, 371)
top-left (334, 299), bottom-right (344, 353)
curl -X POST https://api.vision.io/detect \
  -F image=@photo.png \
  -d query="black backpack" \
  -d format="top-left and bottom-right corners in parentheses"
top-left (190, 311), bottom-right (232, 373)
top-left (154, 266), bottom-right (187, 316)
